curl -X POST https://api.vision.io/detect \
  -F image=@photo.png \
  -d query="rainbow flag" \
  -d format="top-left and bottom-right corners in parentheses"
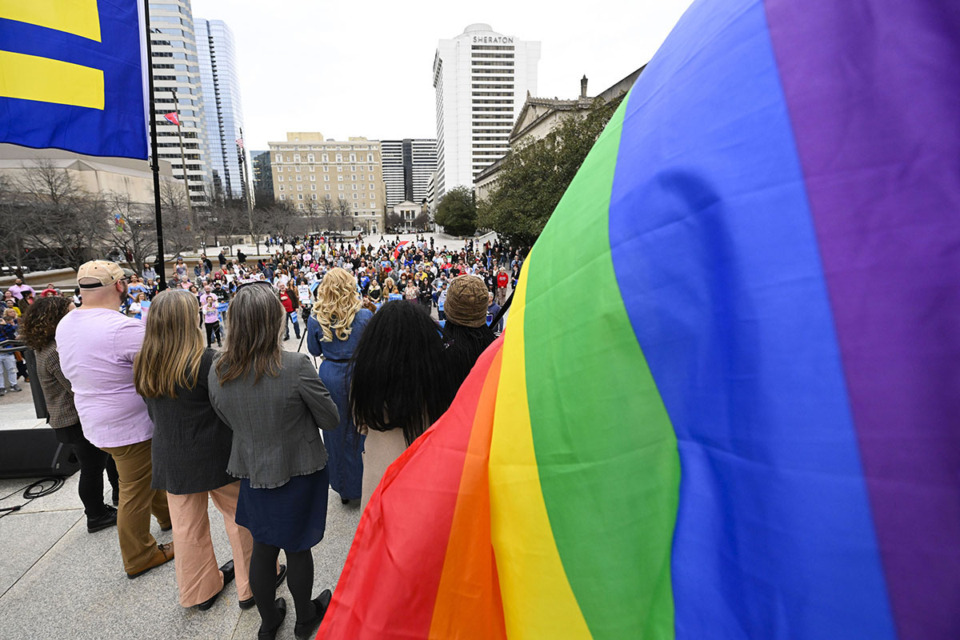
top-left (320, 0), bottom-right (960, 638)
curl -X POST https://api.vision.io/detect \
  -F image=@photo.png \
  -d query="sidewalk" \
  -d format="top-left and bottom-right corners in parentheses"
top-left (0, 339), bottom-right (361, 640)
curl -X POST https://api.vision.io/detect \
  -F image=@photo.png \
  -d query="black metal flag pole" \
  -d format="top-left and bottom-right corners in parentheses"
top-left (143, 0), bottom-right (167, 291)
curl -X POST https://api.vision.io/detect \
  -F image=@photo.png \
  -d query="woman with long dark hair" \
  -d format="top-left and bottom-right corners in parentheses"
top-left (306, 267), bottom-right (372, 505)
top-left (209, 283), bottom-right (339, 640)
top-left (19, 297), bottom-right (119, 532)
top-left (134, 290), bottom-right (257, 611)
top-left (350, 301), bottom-right (455, 509)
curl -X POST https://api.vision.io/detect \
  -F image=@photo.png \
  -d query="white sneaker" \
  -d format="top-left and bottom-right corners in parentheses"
top-left (12, 385), bottom-right (22, 392)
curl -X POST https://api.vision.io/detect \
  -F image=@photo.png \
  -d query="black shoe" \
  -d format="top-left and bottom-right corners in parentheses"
top-left (257, 598), bottom-right (286, 640)
top-left (240, 564), bottom-right (287, 609)
top-left (159, 523), bottom-right (172, 532)
top-left (87, 506), bottom-right (117, 533)
top-left (197, 560), bottom-right (235, 611)
top-left (294, 589), bottom-right (332, 640)
top-left (341, 497), bottom-right (350, 505)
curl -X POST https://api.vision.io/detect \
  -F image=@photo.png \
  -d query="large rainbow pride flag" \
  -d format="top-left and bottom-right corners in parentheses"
top-left (320, 0), bottom-right (960, 637)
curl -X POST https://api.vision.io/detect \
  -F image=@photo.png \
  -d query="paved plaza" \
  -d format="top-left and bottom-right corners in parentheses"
top-left (0, 339), bottom-right (359, 640)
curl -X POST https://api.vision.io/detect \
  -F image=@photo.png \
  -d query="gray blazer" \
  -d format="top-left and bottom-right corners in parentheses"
top-left (208, 350), bottom-right (339, 489)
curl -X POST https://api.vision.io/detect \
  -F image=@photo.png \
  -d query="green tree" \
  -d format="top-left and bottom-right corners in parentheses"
top-left (435, 186), bottom-right (477, 236)
top-left (478, 97), bottom-right (622, 245)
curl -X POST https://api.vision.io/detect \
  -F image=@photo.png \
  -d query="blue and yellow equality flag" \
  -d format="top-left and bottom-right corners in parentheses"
top-left (0, 0), bottom-right (148, 159)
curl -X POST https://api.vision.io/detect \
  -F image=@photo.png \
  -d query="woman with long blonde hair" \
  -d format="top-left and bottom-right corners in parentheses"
top-left (306, 267), bottom-right (372, 504)
top-left (209, 283), bottom-right (339, 640)
top-left (134, 289), bottom-right (257, 611)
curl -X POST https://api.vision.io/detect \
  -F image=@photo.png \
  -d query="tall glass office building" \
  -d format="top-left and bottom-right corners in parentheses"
top-left (149, 0), bottom-right (211, 207)
top-left (195, 18), bottom-right (246, 201)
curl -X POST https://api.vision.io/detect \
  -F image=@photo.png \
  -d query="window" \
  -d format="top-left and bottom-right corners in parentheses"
top-left (338, 175), bottom-right (343, 181)
top-left (324, 175), bottom-right (329, 181)
top-left (278, 176), bottom-right (284, 182)
top-left (298, 194), bottom-right (303, 200)
top-left (322, 154), bottom-right (328, 162)
top-left (367, 153), bottom-right (374, 162)
top-left (276, 166), bottom-right (283, 173)
top-left (311, 194), bottom-right (317, 200)
top-left (275, 153), bottom-right (282, 162)
top-left (338, 185), bottom-right (343, 191)
top-left (352, 184), bottom-right (357, 190)
top-left (297, 185), bottom-right (302, 191)
top-left (310, 175), bottom-right (315, 181)
top-left (311, 184), bottom-right (316, 190)
top-left (280, 194), bottom-right (286, 200)
top-left (307, 154), bottom-right (315, 162)
top-left (296, 175), bottom-right (302, 181)
top-left (323, 166), bottom-right (328, 172)
top-left (294, 154), bottom-right (301, 162)
top-left (335, 154), bottom-right (342, 162)
top-left (349, 154), bottom-right (356, 162)
top-left (295, 166), bottom-right (301, 172)
top-left (337, 166), bottom-right (342, 172)
top-left (309, 166), bottom-right (315, 172)
top-left (325, 185), bottom-right (330, 190)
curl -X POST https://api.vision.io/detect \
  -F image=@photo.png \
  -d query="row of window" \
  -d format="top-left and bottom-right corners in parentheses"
top-left (472, 83), bottom-right (514, 89)
top-left (278, 181), bottom-right (377, 192)
top-left (154, 63), bottom-right (198, 72)
top-left (276, 165), bottom-right (376, 174)
top-left (279, 192), bottom-right (377, 204)
top-left (274, 153), bottom-right (375, 163)
top-left (471, 45), bottom-right (515, 51)
top-left (152, 51), bottom-right (198, 62)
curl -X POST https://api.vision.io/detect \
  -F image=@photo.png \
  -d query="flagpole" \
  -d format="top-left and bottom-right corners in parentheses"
top-left (238, 127), bottom-right (253, 237)
top-left (170, 86), bottom-right (195, 232)
top-left (143, 0), bottom-right (167, 291)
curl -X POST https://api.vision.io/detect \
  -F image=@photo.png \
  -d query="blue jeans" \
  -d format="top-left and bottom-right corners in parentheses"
top-left (0, 353), bottom-right (16, 388)
top-left (285, 312), bottom-right (301, 340)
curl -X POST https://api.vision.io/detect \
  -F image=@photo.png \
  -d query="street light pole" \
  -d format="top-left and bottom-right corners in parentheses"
top-left (170, 86), bottom-right (195, 232)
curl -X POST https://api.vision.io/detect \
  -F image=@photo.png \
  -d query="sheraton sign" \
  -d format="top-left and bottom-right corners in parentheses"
top-left (472, 35), bottom-right (515, 44)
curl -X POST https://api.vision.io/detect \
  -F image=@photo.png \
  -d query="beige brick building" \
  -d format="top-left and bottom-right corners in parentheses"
top-left (268, 132), bottom-right (387, 233)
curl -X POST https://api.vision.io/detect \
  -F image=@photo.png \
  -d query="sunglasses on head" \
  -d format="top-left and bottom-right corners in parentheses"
top-left (235, 280), bottom-right (273, 292)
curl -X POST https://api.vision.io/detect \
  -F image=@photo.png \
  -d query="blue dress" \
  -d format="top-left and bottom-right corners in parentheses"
top-left (306, 308), bottom-right (372, 500)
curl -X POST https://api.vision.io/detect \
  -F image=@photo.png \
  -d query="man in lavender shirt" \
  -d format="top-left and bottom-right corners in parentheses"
top-left (8, 278), bottom-right (35, 312)
top-left (57, 260), bottom-right (174, 578)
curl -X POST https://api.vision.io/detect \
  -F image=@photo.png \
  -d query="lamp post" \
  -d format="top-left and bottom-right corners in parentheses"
top-left (169, 86), bottom-right (195, 232)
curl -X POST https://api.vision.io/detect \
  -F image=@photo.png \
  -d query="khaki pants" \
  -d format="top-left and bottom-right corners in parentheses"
top-left (101, 440), bottom-right (171, 574)
top-left (166, 482), bottom-right (254, 607)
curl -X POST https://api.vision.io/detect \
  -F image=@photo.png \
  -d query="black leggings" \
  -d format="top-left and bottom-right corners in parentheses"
top-left (205, 321), bottom-right (222, 346)
top-left (55, 424), bottom-right (119, 517)
top-left (250, 541), bottom-right (316, 627)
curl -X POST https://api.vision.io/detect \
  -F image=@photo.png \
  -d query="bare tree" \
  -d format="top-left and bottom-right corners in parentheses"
top-left (336, 196), bottom-right (353, 232)
top-left (107, 192), bottom-right (156, 276)
top-left (159, 180), bottom-right (198, 257)
top-left (15, 160), bottom-right (108, 270)
top-left (0, 176), bottom-right (28, 276)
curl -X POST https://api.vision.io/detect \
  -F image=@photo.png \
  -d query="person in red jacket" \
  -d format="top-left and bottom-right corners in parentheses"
top-left (495, 268), bottom-right (509, 306)
top-left (278, 284), bottom-right (301, 341)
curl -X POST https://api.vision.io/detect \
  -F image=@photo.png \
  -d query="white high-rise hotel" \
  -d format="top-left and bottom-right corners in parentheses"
top-left (433, 24), bottom-right (540, 198)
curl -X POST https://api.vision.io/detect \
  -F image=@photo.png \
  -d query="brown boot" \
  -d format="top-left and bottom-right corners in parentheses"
top-left (126, 542), bottom-right (175, 579)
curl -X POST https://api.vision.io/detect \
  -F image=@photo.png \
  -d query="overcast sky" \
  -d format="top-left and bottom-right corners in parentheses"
top-left (190, 0), bottom-right (695, 152)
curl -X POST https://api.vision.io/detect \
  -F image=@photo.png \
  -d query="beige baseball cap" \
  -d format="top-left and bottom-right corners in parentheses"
top-left (77, 260), bottom-right (134, 289)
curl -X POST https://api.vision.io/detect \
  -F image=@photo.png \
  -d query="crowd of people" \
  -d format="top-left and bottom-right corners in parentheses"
top-left (1, 233), bottom-right (525, 640)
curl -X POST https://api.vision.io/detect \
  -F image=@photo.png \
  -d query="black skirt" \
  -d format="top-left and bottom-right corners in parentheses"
top-left (236, 467), bottom-right (329, 551)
